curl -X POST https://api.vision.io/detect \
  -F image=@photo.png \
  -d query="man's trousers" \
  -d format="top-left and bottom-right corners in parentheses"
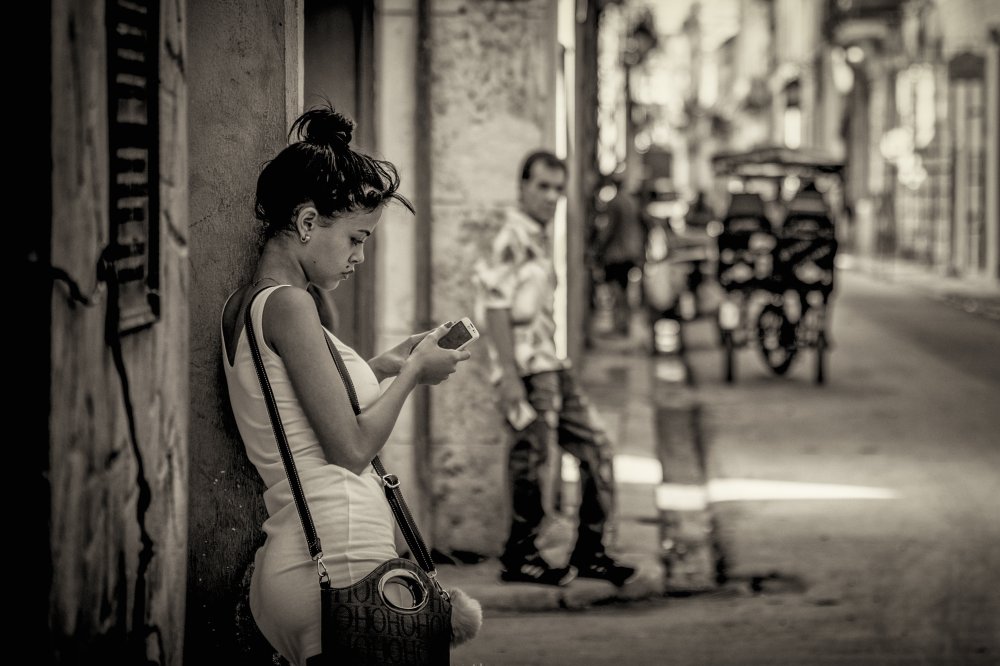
top-left (500, 369), bottom-right (616, 565)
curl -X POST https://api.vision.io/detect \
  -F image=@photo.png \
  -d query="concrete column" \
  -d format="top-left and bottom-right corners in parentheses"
top-left (425, 0), bottom-right (558, 555)
top-left (373, 0), bottom-right (427, 545)
top-left (934, 64), bottom-right (953, 269)
top-left (185, 0), bottom-right (302, 661)
top-left (985, 31), bottom-right (999, 281)
top-left (952, 81), bottom-right (970, 273)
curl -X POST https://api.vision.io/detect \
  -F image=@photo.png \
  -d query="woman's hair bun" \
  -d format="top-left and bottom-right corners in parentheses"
top-left (291, 104), bottom-right (354, 149)
top-left (256, 103), bottom-right (413, 234)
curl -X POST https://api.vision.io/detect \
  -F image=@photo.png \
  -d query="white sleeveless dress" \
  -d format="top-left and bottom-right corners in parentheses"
top-left (222, 286), bottom-right (398, 665)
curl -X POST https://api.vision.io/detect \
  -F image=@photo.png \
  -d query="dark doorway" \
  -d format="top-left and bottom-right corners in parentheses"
top-left (304, 0), bottom-right (377, 358)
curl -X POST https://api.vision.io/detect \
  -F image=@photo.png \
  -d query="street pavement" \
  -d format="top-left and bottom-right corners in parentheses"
top-left (440, 256), bottom-right (1000, 664)
top-left (842, 255), bottom-right (1000, 322)
top-left (441, 258), bottom-right (1000, 609)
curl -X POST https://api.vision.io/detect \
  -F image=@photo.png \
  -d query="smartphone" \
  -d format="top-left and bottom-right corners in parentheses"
top-left (437, 317), bottom-right (480, 351)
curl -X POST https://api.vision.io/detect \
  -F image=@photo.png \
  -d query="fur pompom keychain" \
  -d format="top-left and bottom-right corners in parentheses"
top-left (447, 587), bottom-right (482, 646)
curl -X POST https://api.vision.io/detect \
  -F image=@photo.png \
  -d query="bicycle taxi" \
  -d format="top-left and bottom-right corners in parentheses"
top-left (711, 146), bottom-right (843, 384)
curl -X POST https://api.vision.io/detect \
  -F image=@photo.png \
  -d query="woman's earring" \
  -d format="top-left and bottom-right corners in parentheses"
top-left (300, 235), bottom-right (311, 243)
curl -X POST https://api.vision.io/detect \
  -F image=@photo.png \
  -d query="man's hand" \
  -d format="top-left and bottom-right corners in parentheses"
top-left (485, 307), bottom-right (526, 413)
top-left (498, 373), bottom-right (527, 414)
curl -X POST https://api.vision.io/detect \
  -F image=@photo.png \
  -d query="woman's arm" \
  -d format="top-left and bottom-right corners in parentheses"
top-left (264, 287), bottom-right (466, 474)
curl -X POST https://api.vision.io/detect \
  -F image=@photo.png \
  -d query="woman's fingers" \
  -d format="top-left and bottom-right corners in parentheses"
top-left (408, 322), bottom-right (472, 384)
top-left (419, 322), bottom-right (453, 347)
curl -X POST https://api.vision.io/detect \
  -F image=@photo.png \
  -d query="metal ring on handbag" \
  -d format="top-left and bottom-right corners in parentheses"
top-left (378, 568), bottom-right (429, 614)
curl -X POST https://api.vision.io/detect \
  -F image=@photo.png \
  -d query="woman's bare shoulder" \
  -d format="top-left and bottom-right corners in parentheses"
top-left (260, 286), bottom-right (323, 350)
top-left (261, 284), bottom-right (315, 321)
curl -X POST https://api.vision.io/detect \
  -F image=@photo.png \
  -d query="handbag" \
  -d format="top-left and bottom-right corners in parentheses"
top-left (244, 288), bottom-right (455, 665)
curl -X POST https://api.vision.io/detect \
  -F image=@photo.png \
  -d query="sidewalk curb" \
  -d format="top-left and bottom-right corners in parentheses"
top-left (651, 386), bottom-right (719, 593)
top-left (589, 332), bottom-right (722, 595)
top-left (841, 256), bottom-right (1000, 320)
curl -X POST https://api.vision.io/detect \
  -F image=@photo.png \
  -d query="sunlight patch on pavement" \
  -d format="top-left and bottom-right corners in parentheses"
top-left (707, 478), bottom-right (898, 502)
top-left (654, 357), bottom-right (687, 382)
top-left (562, 455), bottom-right (899, 505)
top-left (655, 484), bottom-right (709, 510)
top-left (562, 453), bottom-right (663, 485)
top-left (653, 479), bottom-right (898, 511)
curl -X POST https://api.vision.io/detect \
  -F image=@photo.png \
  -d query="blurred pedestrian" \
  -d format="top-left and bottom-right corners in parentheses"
top-left (682, 190), bottom-right (718, 316)
top-left (475, 150), bottom-right (637, 587)
top-left (595, 174), bottom-right (646, 336)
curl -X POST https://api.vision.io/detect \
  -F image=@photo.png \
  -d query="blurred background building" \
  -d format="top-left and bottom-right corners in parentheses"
top-left (614, 0), bottom-right (999, 284)
top-left (39, 0), bottom-right (998, 662)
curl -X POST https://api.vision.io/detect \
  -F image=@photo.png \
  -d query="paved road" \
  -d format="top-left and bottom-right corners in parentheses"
top-left (452, 270), bottom-right (1000, 666)
top-left (689, 270), bottom-right (1000, 664)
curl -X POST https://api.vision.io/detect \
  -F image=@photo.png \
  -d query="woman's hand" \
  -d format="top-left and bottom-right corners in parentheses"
top-left (369, 329), bottom-right (435, 381)
top-left (405, 322), bottom-right (471, 385)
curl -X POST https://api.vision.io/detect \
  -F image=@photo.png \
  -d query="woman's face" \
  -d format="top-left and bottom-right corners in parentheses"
top-left (304, 207), bottom-right (383, 290)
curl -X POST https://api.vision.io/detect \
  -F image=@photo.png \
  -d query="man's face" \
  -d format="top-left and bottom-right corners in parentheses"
top-left (520, 162), bottom-right (566, 224)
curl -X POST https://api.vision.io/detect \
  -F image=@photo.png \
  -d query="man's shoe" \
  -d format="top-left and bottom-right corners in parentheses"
top-left (499, 555), bottom-right (578, 587)
top-left (570, 552), bottom-right (637, 587)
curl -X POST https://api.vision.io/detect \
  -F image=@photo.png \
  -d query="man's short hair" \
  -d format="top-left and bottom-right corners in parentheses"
top-left (520, 151), bottom-right (567, 182)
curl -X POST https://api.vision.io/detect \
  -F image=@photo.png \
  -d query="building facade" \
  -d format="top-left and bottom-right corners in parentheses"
top-left (696, 0), bottom-right (998, 284)
top-left (47, 0), bottom-right (602, 661)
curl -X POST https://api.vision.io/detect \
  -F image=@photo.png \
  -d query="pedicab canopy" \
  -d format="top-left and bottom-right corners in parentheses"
top-left (725, 192), bottom-right (769, 219)
top-left (785, 186), bottom-right (833, 219)
top-left (711, 145), bottom-right (845, 179)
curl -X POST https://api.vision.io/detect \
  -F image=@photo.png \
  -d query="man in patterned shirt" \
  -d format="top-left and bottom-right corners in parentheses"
top-left (476, 151), bottom-right (637, 587)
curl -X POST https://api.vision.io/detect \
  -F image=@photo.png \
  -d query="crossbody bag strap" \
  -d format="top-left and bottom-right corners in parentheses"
top-left (244, 286), bottom-right (438, 577)
top-left (244, 287), bottom-right (323, 561)
top-left (319, 331), bottom-right (438, 577)
top-left (243, 287), bottom-right (323, 562)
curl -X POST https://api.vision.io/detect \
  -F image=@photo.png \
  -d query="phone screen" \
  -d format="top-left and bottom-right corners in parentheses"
top-left (438, 322), bottom-right (473, 350)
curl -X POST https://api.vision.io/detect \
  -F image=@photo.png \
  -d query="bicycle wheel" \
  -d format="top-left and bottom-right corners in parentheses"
top-left (814, 331), bottom-right (826, 385)
top-left (756, 303), bottom-right (797, 375)
top-left (797, 303), bottom-right (827, 385)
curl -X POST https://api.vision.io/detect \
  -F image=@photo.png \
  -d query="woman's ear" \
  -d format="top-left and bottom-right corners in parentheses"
top-left (294, 203), bottom-right (319, 238)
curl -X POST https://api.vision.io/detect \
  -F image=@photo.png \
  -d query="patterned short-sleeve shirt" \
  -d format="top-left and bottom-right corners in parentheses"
top-left (474, 207), bottom-right (568, 380)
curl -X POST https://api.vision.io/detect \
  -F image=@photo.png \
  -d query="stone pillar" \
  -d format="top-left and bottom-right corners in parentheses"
top-left (374, 0), bottom-right (428, 546)
top-left (185, 0), bottom-right (302, 662)
top-left (985, 30), bottom-right (999, 281)
top-left (426, 0), bottom-right (558, 555)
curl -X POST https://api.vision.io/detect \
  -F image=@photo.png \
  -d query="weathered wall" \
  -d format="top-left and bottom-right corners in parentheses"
top-left (185, 0), bottom-right (301, 662)
top-left (938, 0), bottom-right (1000, 55)
top-left (939, 0), bottom-right (1000, 281)
top-left (427, 0), bottom-right (557, 555)
top-left (49, 0), bottom-right (188, 663)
